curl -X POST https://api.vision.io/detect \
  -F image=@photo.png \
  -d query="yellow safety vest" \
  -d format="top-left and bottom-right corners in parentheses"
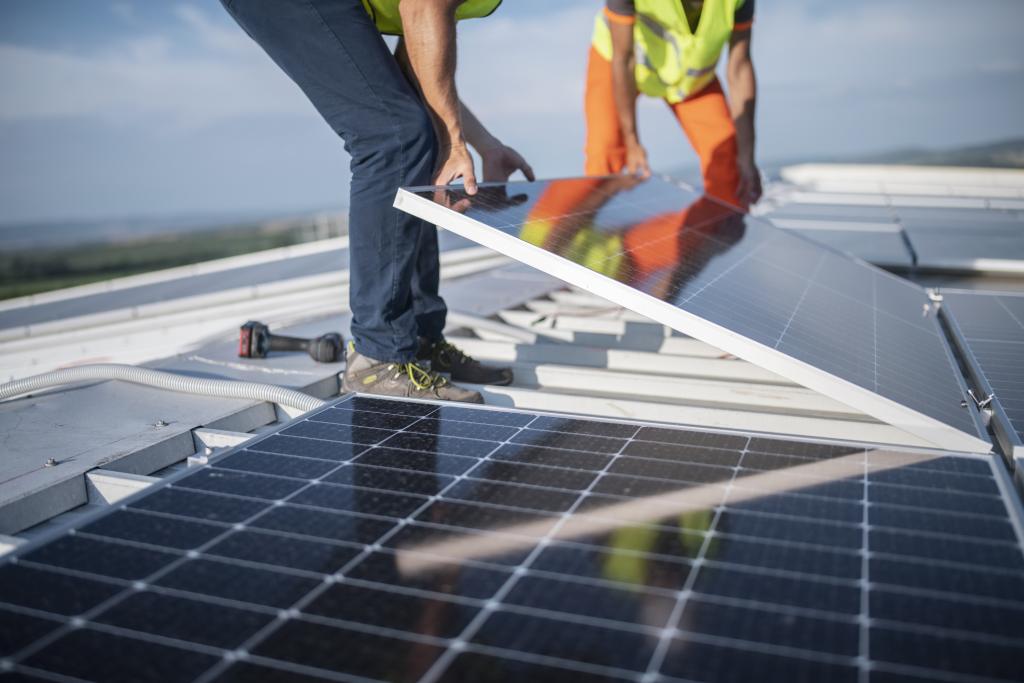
top-left (361, 0), bottom-right (502, 35)
top-left (592, 0), bottom-right (743, 103)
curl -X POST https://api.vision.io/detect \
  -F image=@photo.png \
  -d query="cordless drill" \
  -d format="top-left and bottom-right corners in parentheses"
top-left (238, 321), bottom-right (343, 363)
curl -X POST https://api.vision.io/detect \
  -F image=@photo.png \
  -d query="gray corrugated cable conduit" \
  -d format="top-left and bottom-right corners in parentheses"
top-left (0, 363), bottom-right (326, 412)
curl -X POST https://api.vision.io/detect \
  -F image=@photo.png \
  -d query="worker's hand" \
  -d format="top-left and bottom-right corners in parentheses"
top-left (434, 185), bottom-right (529, 216)
top-left (624, 141), bottom-right (651, 178)
top-left (434, 142), bottom-right (478, 195)
top-left (737, 160), bottom-right (762, 206)
top-left (480, 143), bottom-right (536, 183)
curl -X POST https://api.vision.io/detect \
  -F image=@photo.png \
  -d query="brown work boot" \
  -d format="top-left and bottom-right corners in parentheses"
top-left (342, 342), bottom-right (483, 404)
top-left (418, 338), bottom-right (514, 386)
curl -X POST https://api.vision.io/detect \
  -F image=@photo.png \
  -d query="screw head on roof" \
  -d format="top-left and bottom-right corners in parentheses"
top-left (44, 457), bottom-right (58, 467)
top-left (154, 420), bottom-right (169, 428)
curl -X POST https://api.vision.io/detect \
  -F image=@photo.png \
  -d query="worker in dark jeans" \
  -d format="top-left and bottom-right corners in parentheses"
top-left (220, 0), bottom-right (533, 403)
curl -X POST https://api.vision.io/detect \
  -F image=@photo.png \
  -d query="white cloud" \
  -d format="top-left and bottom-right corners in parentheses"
top-left (753, 1), bottom-right (1024, 91)
top-left (0, 5), bottom-right (315, 126)
top-left (457, 6), bottom-right (594, 119)
top-left (174, 4), bottom-right (255, 57)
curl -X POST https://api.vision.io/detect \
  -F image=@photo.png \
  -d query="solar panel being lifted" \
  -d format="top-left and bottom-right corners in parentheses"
top-left (1, 395), bottom-right (1022, 683)
top-left (394, 177), bottom-right (989, 453)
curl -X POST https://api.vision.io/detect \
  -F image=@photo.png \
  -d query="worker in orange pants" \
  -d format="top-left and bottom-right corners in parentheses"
top-left (585, 0), bottom-right (760, 210)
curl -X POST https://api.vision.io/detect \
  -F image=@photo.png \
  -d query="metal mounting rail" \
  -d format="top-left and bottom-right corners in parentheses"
top-left (938, 307), bottom-right (1023, 485)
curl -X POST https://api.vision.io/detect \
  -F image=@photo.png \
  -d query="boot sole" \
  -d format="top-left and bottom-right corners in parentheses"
top-left (342, 379), bottom-right (484, 404)
top-left (444, 372), bottom-right (514, 387)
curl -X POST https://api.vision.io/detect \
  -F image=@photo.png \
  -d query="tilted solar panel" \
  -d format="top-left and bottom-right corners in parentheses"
top-left (943, 290), bottom-right (1024, 456)
top-left (1, 395), bottom-right (1022, 682)
top-left (394, 177), bottom-right (989, 453)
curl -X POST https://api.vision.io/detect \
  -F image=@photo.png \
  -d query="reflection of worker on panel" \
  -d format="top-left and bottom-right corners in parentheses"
top-left (521, 177), bottom-right (745, 304)
top-left (586, 0), bottom-right (761, 209)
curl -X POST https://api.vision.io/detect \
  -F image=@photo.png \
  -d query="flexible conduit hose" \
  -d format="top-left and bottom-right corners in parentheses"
top-left (0, 364), bottom-right (326, 412)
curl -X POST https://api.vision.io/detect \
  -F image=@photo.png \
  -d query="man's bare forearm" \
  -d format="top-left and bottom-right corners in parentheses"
top-left (611, 56), bottom-right (640, 144)
top-left (399, 0), bottom-right (464, 147)
top-left (727, 34), bottom-right (757, 166)
top-left (728, 63), bottom-right (756, 165)
top-left (397, 37), bottom-right (498, 154)
top-left (608, 21), bottom-right (639, 146)
top-left (460, 102), bottom-right (501, 153)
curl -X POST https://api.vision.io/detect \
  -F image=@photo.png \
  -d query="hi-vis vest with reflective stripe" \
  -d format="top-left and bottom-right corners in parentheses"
top-left (361, 0), bottom-right (502, 35)
top-left (592, 0), bottom-right (743, 103)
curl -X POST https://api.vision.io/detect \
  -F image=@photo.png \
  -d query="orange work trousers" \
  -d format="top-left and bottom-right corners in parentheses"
top-left (584, 47), bottom-right (743, 209)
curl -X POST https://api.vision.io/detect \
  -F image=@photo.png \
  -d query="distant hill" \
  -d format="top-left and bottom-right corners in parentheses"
top-left (0, 206), bottom-right (347, 252)
top-left (838, 138), bottom-right (1024, 169)
top-left (672, 139), bottom-right (1024, 182)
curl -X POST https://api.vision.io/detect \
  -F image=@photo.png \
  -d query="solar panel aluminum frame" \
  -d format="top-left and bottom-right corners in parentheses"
top-left (2, 392), bottom-right (1018, 563)
top-left (940, 304), bottom-right (1024, 465)
top-left (910, 256), bottom-right (1024, 277)
top-left (394, 180), bottom-right (992, 455)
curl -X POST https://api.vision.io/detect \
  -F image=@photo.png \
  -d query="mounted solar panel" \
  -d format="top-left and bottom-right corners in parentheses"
top-left (943, 290), bottom-right (1024, 458)
top-left (757, 202), bottom-right (899, 223)
top-left (394, 177), bottom-right (990, 453)
top-left (767, 202), bottom-right (1024, 274)
top-left (901, 215), bottom-right (1024, 274)
top-left (765, 222), bottom-right (914, 269)
top-left (2, 395), bottom-right (1023, 682)
top-left (761, 213), bottom-right (914, 269)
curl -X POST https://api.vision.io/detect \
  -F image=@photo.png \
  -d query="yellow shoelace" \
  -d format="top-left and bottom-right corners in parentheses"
top-left (391, 362), bottom-right (447, 390)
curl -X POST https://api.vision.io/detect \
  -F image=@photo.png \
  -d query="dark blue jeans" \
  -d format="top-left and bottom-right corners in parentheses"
top-left (221, 0), bottom-right (447, 362)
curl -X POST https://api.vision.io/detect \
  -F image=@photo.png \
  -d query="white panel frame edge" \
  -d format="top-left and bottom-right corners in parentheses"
top-left (913, 258), bottom-right (1024, 276)
top-left (394, 187), bottom-right (992, 454)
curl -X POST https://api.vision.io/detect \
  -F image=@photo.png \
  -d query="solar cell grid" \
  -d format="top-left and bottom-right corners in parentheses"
top-left (1, 395), bottom-right (1021, 683)
top-left (394, 177), bottom-right (989, 454)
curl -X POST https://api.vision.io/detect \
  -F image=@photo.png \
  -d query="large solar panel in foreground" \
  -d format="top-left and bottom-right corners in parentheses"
top-left (2, 395), bottom-right (1022, 683)
top-left (944, 290), bottom-right (1024, 452)
top-left (395, 177), bottom-right (988, 452)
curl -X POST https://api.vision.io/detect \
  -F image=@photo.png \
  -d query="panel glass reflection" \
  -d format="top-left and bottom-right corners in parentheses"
top-left (412, 177), bottom-right (978, 438)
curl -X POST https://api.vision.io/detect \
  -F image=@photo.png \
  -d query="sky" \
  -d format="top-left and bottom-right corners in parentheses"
top-left (1, 0), bottom-right (1023, 224)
